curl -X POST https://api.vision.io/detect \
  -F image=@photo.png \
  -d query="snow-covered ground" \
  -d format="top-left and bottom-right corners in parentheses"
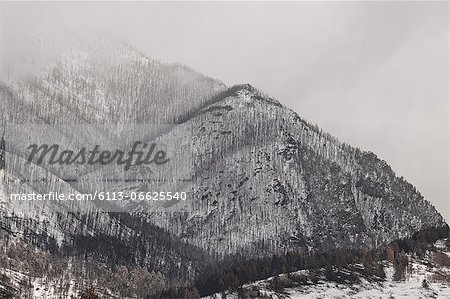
top-left (205, 239), bottom-right (450, 299)
top-left (0, 268), bottom-right (79, 298)
top-left (1, 239), bottom-right (449, 298)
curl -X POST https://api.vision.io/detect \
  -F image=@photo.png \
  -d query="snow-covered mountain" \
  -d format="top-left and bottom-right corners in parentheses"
top-left (0, 37), bottom-right (447, 298)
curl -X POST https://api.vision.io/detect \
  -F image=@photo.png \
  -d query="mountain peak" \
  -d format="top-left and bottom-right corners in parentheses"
top-left (230, 83), bottom-right (283, 107)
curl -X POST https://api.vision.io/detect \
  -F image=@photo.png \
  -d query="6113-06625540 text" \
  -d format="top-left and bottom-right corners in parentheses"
top-left (9, 191), bottom-right (187, 201)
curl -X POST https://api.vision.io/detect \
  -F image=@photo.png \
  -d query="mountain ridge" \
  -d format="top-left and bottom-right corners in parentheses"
top-left (0, 39), bottom-right (447, 298)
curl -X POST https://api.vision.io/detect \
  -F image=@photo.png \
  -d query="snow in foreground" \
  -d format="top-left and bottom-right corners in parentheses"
top-left (206, 239), bottom-right (450, 299)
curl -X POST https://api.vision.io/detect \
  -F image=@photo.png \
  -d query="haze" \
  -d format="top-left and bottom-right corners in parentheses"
top-left (1, 1), bottom-right (448, 222)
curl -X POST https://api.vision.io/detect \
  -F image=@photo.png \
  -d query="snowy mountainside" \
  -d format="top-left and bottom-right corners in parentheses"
top-left (0, 37), bottom-right (226, 125)
top-left (0, 38), bottom-right (448, 298)
top-left (136, 84), bottom-right (446, 257)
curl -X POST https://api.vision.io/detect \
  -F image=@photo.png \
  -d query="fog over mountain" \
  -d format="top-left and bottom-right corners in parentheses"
top-left (0, 2), bottom-right (448, 299)
top-left (1, 1), bottom-right (448, 222)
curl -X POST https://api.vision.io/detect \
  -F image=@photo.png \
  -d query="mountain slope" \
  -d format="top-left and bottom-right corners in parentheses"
top-left (204, 238), bottom-right (450, 299)
top-left (0, 39), bottom-right (447, 298)
top-left (139, 84), bottom-right (446, 257)
top-left (1, 37), bottom-right (226, 125)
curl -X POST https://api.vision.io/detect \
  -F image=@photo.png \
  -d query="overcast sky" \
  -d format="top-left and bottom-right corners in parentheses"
top-left (1, 1), bottom-right (449, 222)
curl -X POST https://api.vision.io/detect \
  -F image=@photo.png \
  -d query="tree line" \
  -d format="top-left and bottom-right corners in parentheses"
top-left (191, 225), bottom-right (449, 297)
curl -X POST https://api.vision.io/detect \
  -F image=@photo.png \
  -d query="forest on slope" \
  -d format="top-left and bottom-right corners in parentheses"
top-left (0, 38), bottom-right (447, 298)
